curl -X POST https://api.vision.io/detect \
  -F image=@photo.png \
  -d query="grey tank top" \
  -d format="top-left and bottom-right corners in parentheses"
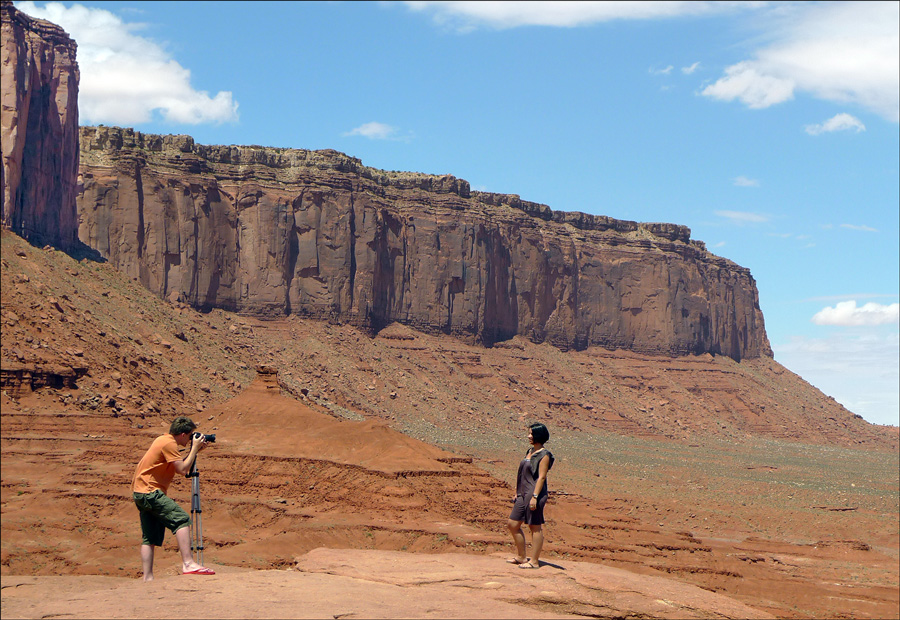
top-left (515, 449), bottom-right (554, 498)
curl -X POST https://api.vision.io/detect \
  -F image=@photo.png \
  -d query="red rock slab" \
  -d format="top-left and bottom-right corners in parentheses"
top-left (294, 548), bottom-right (773, 619)
top-left (1, 548), bottom-right (772, 619)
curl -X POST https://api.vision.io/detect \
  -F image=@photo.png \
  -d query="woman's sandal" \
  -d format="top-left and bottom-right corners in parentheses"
top-left (518, 561), bottom-right (539, 569)
top-left (506, 557), bottom-right (529, 565)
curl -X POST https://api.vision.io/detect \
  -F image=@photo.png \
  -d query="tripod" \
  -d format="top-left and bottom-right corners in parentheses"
top-left (186, 458), bottom-right (205, 565)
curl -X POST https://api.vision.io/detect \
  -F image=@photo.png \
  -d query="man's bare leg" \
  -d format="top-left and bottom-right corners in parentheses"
top-left (140, 544), bottom-right (155, 581)
top-left (175, 525), bottom-right (209, 573)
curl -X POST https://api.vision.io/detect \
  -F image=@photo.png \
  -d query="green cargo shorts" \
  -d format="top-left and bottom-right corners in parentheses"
top-left (133, 490), bottom-right (190, 546)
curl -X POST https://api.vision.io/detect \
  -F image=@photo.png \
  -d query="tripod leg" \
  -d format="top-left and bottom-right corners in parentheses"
top-left (196, 501), bottom-right (204, 566)
top-left (191, 472), bottom-right (202, 565)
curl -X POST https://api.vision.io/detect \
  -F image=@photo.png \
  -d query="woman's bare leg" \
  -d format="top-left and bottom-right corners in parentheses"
top-left (507, 519), bottom-right (527, 562)
top-left (529, 525), bottom-right (544, 566)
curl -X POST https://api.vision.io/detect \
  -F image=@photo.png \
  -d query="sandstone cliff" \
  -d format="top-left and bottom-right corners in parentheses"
top-left (0, 1), bottom-right (80, 251)
top-left (77, 125), bottom-right (772, 361)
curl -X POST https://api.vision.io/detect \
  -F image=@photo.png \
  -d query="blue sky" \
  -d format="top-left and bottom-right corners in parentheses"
top-left (17, 1), bottom-right (899, 426)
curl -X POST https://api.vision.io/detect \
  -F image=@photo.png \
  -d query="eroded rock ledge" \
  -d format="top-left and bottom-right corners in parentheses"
top-left (77, 125), bottom-right (771, 361)
top-left (0, 361), bottom-right (88, 398)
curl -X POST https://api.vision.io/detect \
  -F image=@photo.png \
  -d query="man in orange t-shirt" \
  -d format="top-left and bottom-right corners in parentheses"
top-left (132, 416), bottom-right (213, 580)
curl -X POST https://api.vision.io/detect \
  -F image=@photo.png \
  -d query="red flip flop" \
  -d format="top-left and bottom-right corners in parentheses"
top-left (183, 567), bottom-right (215, 575)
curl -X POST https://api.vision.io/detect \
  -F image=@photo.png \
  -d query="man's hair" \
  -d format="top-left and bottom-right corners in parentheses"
top-left (530, 422), bottom-right (550, 445)
top-left (169, 416), bottom-right (197, 436)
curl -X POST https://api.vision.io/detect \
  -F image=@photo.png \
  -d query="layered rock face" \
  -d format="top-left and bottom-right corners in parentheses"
top-left (77, 125), bottom-right (772, 361)
top-left (0, 1), bottom-right (80, 251)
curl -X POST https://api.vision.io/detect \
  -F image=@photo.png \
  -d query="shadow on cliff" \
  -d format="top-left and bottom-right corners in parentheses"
top-left (15, 233), bottom-right (108, 263)
top-left (63, 239), bottom-right (106, 263)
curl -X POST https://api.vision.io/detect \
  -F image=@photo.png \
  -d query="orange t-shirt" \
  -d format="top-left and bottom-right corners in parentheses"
top-left (132, 434), bottom-right (183, 494)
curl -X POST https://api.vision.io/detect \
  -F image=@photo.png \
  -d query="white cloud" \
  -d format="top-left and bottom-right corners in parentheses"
top-left (714, 210), bottom-right (770, 224)
top-left (650, 65), bottom-right (674, 76)
top-left (805, 113), bottom-right (867, 135)
top-left (812, 300), bottom-right (899, 326)
top-left (344, 122), bottom-right (396, 140)
top-left (701, 61), bottom-right (796, 109)
top-left (343, 121), bottom-right (412, 142)
top-left (702, 2), bottom-right (900, 122)
top-left (773, 331), bottom-right (899, 426)
top-left (15, 1), bottom-right (239, 126)
top-left (840, 223), bottom-right (878, 232)
top-left (733, 175), bottom-right (760, 187)
top-left (399, 2), bottom-right (898, 121)
top-left (401, 1), bottom-right (752, 30)
top-left (681, 62), bottom-right (701, 75)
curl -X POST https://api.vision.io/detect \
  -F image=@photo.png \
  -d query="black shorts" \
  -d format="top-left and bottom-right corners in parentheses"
top-left (509, 494), bottom-right (547, 525)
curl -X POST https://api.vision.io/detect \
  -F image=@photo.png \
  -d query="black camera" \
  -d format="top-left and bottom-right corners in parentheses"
top-left (193, 432), bottom-right (216, 443)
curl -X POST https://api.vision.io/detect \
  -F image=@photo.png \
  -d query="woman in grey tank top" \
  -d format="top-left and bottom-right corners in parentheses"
top-left (506, 422), bottom-right (554, 569)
